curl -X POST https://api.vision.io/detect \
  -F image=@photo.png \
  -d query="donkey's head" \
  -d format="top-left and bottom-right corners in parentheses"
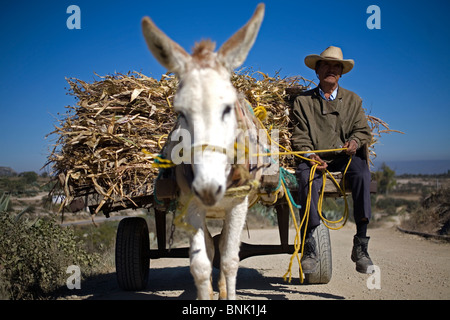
top-left (142, 4), bottom-right (264, 206)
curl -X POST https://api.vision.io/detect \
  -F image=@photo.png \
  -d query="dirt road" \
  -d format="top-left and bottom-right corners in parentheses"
top-left (62, 223), bottom-right (449, 300)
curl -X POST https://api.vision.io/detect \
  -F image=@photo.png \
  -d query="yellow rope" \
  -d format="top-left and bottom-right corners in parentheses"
top-left (317, 157), bottom-right (352, 230)
top-left (149, 102), bottom-right (352, 283)
top-left (141, 148), bottom-right (176, 169)
top-left (157, 134), bottom-right (168, 150)
top-left (253, 105), bottom-right (268, 121)
top-left (281, 177), bottom-right (305, 283)
top-left (225, 180), bottom-right (260, 198)
top-left (250, 107), bottom-right (352, 230)
top-left (253, 148), bottom-right (350, 158)
top-left (250, 106), bottom-right (352, 229)
top-left (249, 104), bottom-right (355, 282)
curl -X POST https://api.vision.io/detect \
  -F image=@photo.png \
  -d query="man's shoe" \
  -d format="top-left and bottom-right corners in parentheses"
top-left (351, 235), bottom-right (374, 274)
top-left (301, 237), bottom-right (318, 274)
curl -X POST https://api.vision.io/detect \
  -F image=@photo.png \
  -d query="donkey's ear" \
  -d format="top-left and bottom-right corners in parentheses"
top-left (142, 17), bottom-right (191, 75)
top-left (217, 3), bottom-right (265, 71)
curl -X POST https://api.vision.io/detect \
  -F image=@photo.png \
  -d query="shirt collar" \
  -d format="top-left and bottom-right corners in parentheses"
top-left (319, 86), bottom-right (339, 101)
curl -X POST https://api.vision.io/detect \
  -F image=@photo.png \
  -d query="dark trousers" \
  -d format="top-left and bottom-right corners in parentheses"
top-left (295, 154), bottom-right (372, 232)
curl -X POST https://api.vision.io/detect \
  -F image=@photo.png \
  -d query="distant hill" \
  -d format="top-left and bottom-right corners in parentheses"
top-left (0, 167), bottom-right (17, 177)
top-left (372, 159), bottom-right (450, 175)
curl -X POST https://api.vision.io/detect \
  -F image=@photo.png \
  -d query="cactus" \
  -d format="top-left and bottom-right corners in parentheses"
top-left (0, 192), bottom-right (30, 220)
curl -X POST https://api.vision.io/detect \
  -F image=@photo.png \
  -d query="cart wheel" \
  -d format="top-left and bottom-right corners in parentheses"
top-left (115, 217), bottom-right (150, 291)
top-left (304, 222), bottom-right (332, 284)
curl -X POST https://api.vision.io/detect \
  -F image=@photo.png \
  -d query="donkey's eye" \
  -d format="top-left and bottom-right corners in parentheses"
top-left (222, 105), bottom-right (232, 121)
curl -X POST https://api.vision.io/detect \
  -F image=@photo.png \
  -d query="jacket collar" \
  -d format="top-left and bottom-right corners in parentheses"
top-left (313, 86), bottom-right (344, 115)
top-left (319, 86), bottom-right (338, 101)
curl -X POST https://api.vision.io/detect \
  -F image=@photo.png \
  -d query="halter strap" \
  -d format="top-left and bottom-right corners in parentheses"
top-left (190, 144), bottom-right (228, 157)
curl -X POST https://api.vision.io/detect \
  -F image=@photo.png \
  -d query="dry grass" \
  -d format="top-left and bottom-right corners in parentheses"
top-left (401, 187), bottom-right (450, 235)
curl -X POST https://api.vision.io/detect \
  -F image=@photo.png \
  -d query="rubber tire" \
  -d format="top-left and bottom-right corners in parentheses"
top-left (304, 222), bottom-right (332, 284)
top-left (115, 217), bottom-right (150, 291)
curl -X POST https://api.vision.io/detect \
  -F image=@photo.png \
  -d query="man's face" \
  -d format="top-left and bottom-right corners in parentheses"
top-left (316, 60), bottom-right (343, 87)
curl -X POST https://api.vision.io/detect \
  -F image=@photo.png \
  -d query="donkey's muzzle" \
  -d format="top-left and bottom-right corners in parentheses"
top-left (192, 183), bottom-right (224, 206)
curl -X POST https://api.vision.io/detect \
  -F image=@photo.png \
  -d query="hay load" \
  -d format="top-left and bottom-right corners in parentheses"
top-left (45, 70), bottom-right (399, 213)
top-left (46, 72), bottom-right (178, 213)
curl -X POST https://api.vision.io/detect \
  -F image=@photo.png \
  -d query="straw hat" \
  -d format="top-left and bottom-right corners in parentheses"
top-left (304, 46), bottom-right (354, 74)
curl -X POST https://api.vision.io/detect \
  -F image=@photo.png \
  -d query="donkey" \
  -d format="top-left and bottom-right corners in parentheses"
top-left (141, 4), bottom-right (265, 299)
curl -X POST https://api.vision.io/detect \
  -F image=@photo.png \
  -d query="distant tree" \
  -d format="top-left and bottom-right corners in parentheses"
top-left (375, 163), bottom-right (396, 194)
top-left (20, 171), bottom-right (38, 184)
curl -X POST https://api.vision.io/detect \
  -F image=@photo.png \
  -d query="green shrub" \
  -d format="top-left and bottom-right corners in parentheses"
top-left (0, 197), bottom-right (99, 299)
top-left (73, 221), bottom-right (119, 254)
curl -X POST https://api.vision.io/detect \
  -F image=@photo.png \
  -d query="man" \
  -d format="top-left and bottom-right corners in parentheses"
top-left (291, 46), bottom-right (374, 274)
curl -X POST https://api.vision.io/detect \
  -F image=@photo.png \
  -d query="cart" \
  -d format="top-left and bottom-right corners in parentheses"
top-left (78, 163), bottom-right (376, 291)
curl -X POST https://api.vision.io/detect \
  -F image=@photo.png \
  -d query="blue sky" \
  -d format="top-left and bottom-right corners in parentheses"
top-left (1, 0), bottom-right (449, 173)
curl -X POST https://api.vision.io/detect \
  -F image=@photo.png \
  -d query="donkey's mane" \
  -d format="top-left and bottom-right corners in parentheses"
top-left (191, 39), bottom-right (219, 69)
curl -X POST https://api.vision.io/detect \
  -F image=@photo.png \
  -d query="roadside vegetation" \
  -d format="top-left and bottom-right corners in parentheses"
top-left (320, 164), bottom-right (450, 236)
top-left (0, 192), bottom-right (99, 299)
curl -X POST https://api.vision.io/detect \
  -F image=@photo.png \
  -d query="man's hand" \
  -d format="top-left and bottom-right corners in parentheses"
top-left (343, 140), bottom-right (358, 155)
top-left (308, 154), bottom-right (328, 171)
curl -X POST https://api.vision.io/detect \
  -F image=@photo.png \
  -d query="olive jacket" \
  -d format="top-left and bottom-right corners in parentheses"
top-left (291, 86), bottom-right (372, 162)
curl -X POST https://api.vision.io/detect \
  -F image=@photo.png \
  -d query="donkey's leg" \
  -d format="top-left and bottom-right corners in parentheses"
top-left (219, 197), bottom-right (248, 300)
top-left (188, 209), bottom-right (214, 300)
top-left (205, 224), bottom-right (215, 297)
top-left (218, 262), bottom-right (227, 300)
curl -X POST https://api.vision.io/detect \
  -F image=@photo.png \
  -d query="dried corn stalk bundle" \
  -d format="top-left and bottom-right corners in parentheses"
top-left (46, 72), bottom-right (179, 212)
top-left (232, 70), bottom-right (312, 168)
top-left (46, 69), bottom-right (399, 212)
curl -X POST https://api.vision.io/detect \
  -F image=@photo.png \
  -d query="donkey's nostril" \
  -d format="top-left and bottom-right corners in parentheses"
top-left (216, 185), bottom-right (222, 195)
